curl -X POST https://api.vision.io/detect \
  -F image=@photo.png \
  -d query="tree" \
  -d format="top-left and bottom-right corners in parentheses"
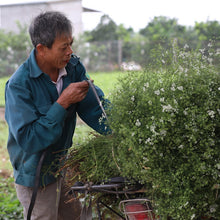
top-left (194, 20), bottom-right (220, 50)
top-left (88, 14), bottom-right (118, 42)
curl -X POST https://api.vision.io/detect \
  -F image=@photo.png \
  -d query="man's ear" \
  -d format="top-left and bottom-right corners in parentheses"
top-left (36, 44), bottom-right (46, 57)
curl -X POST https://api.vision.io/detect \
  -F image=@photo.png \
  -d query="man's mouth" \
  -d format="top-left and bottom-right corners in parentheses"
top-left (64, 59), bottom-right (70, 64)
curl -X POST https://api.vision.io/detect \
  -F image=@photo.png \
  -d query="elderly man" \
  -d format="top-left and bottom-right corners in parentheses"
top-left (5, 11), bottom-right (109, 220)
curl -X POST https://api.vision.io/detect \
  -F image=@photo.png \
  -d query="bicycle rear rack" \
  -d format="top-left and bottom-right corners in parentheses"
top-left (70, 178), bottom-right (158, 220)
top-left (119, 198), bottom-right (159, 220)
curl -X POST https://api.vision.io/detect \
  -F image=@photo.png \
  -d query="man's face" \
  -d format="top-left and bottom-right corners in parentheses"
top-left (44, 34), bottom-right (73, 70)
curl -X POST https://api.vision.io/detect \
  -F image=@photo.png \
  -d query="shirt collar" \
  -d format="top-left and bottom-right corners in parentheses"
top-left (58, 68), bottom-right (67, 80)
top-left (52, 68), bottom-right (67, 84)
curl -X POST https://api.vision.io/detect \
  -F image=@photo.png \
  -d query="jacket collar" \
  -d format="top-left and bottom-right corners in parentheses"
top-left (28, 49), bottom-right (79, 78)
top-left (28, 48), bottom-right (44, 78)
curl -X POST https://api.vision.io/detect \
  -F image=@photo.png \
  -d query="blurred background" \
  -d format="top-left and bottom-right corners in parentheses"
top-left (0, 0), bottom-right (219, 74)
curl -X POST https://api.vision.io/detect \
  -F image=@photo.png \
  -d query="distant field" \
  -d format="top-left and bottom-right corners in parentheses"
top-left (89, 71), bottom-right (123, 98)
top-left (0, 71), bottom-right (123, 107)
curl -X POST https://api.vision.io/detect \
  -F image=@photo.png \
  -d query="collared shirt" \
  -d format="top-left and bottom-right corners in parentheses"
top-left (52, 68), bottom-right (67, 96)
top-left (5, 49), bottom-right (110, 187)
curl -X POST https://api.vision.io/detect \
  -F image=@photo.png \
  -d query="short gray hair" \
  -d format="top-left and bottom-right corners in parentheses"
top-left (29, 11), bottom-right (73, 48)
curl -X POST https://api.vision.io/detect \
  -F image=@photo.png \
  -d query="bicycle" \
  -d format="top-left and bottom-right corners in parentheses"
top-left (69, 176), bottom-right (160, 220)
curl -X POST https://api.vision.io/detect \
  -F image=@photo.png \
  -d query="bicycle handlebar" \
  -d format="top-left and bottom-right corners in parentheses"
top-left (71, 183), bottom-right (124, 191)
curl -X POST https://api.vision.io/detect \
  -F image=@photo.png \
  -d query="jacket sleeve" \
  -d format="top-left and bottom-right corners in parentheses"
top-left (5, 81), bottom-right (67, 154)
top-left (76, 84), bottom-right (111, 135)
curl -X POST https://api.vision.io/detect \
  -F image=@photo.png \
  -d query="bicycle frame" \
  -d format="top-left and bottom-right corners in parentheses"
top-left (70, 178), bottom-right (159, 220)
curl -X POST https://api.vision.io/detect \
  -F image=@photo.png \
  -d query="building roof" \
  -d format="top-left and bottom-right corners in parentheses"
top-left (0, 0), bottom-right (101, 13)
top-left (0, 0), bottom-right (77, 7)
top-left (83, 7), bottom-right (101, 13)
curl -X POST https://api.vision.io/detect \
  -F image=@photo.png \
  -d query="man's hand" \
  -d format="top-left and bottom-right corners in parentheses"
top-left (57, 81), bottom-right (89, 109)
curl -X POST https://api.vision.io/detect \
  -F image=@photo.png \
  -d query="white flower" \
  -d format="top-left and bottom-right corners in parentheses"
top-left (184, 44), bottom-right (189, 49)
top-left (170, 86), bottom-right (176, 91)
top-left (154, 90), bottom-right (160, 95)
top-left (160, 130), bottom-right (167, 136)
top-left (131, 96), bottom-right (135, 102)
top-left (208, 42), bottom-right (212, 47)
top-left (179, 65), bottom-right (184, 72)
top-left (144, 82), bottom-right (149, 88)
top-left (207, 58), bottom-right (213, 64)
top-left (162, 104), bottom-right (174, 112)
top-left (207, 110), bottom-right (215, 118)
top-left (210, 207), bottom-right (216, 213)
top-left (145, 138), bottom-right (151, 144)
top-left (135, 119), bottom-right (141, 127)
top-left (177, 86), bottom-right (183, 91)
top-left (199, 48), bottom-right (205, 54)
top-left (178, 145), bottom-right (184, 149)
top-left (159, 118), bottom-right (164, 123)
top-left (143, 157), bottom-right (149, 162)
top-left (218, 87), bottom-right (220, 91)
top-left (150, 125), bottom-right (156, 132)
top-left (210, 204), bottom-right (217, 213)
top-left (160, 88), bottom-right (165, 92)
top-left (148, 100), bottom-right (152, 105)
top-left (191, 214), bottom-right (196, 219)
top-left (160, 97), bottom-right (165, 102)
top-left (184, 201), bottom-right (189, 207)
top-left (183, 109), bottom-right (188, 115)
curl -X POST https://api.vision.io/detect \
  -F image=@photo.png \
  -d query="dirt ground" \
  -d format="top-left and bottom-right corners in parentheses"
top-left (0, 107), bottom-right (5, 121)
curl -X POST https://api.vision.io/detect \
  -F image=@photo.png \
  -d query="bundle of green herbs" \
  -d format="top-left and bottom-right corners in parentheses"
top-left (63, 44), bottom-right (220, 219)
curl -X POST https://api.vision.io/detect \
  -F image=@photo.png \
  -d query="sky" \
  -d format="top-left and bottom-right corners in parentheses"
top-left (1, 0), bottom-right (220, 32)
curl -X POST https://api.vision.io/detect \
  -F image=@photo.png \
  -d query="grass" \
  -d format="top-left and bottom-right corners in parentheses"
top-left (0, 77), bottom-right (8, 107)
top-left (88, 71), bottom-right (123, 98)
top-left (0, 120), bottom-right (11, 176)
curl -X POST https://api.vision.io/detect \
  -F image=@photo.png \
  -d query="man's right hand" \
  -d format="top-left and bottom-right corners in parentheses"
top-left (57, 81), bottom-right (89, 109)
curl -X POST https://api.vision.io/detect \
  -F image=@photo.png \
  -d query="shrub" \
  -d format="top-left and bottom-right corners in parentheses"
top-left (64, 45), bottom-right (220, 219)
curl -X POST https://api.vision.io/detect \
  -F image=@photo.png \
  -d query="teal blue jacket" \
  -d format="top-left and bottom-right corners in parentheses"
top-left (5, 49), bottom-right (109, 187)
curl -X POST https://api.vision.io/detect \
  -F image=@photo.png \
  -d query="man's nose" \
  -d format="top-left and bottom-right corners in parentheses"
top-left (67, 46), bottom-right (73, 55)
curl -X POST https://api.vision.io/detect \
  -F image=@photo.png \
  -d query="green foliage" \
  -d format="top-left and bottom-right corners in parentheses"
top-left (88, 14), bottom-right (119, 41)
top-left (0, 177), bottom-right (23, 220)
top-left (64, 46), bottom-right (220, 219)
top-left (0, 23), bottom-right (32, 77)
